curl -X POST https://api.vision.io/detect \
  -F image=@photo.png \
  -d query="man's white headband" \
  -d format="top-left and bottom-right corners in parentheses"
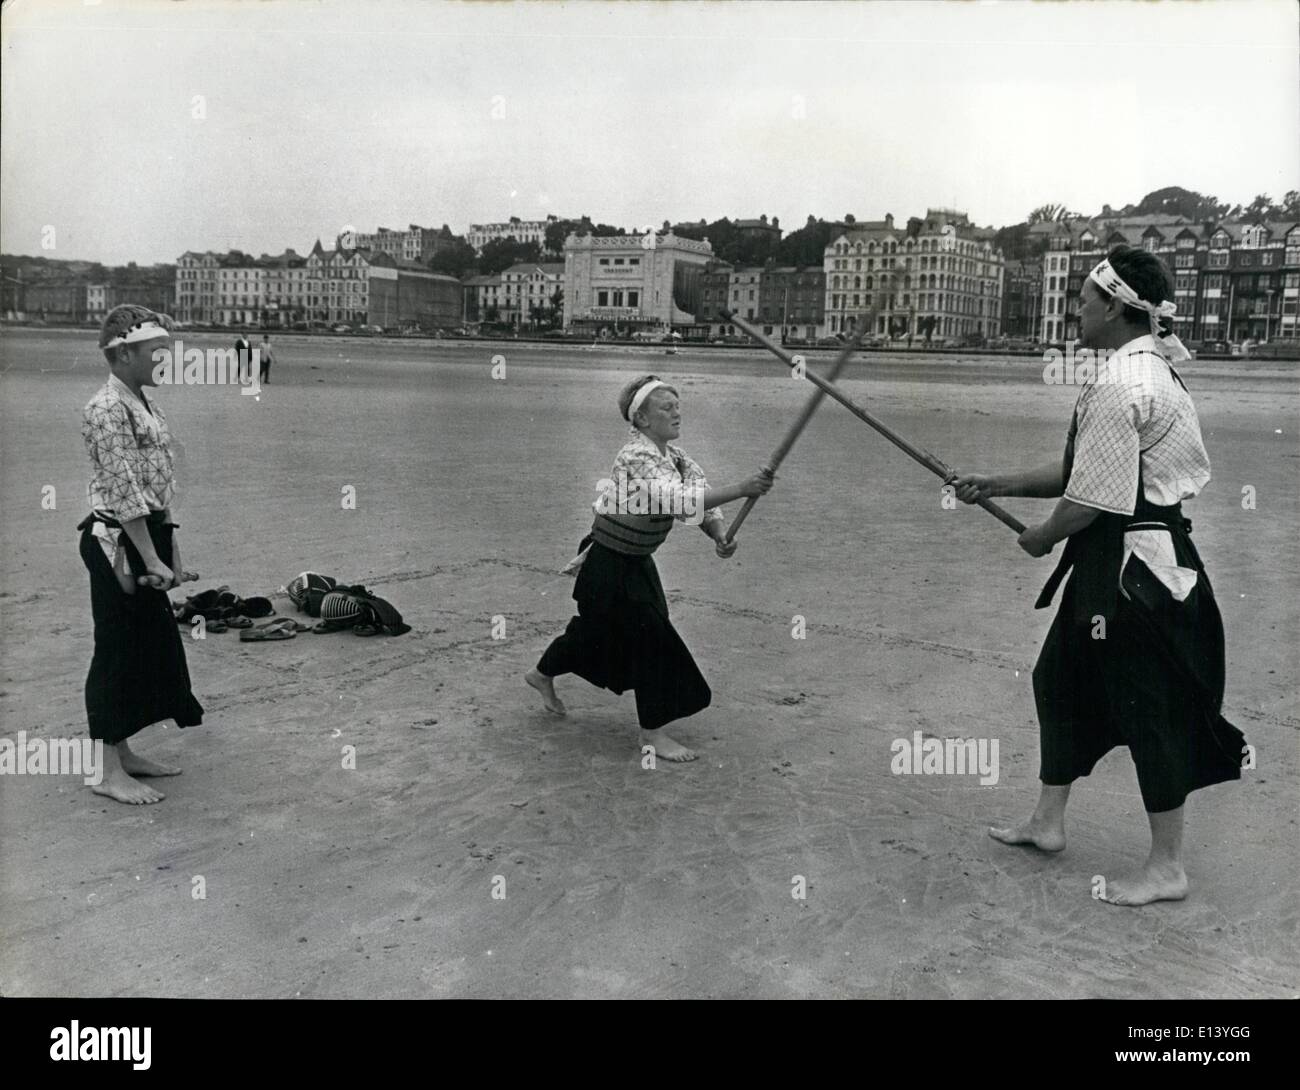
top-left (626, 379), bottom-right (666, 422)
top-left (102, 320), bottom-right (171, 349)
top-left (1088, 258), bottom-right (1190, 362)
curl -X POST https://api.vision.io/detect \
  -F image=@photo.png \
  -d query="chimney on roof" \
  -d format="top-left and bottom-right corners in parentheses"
top-left (885, 214), bottom-right (894, 228)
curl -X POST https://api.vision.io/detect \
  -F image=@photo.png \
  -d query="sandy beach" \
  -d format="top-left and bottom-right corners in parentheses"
top-left (1, 327), bottom-right (1296, 998)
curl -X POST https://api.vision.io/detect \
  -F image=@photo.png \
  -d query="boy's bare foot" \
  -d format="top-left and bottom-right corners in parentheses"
top-left (1099, 861), bottom-right (1188, 907)
top-left (642, 729), bottom-right (696, 762)
top-left (525, 668), bottom-right (566, 716)
top-left (92, 767), bottom-right (165, 805)
top-left (989, 819), bottom-right (1066, 852)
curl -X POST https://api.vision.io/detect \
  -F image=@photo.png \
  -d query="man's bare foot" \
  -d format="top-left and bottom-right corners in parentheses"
top-left (119, 749), bottom-right (182, 775)
top-left (641, 729), bottom-right (696, 762)
top-left (989, 819), bottom-right (1066, 852)
top-left (1099, 861), bottom-right (1188, 907)
top-left (92, 767), bottom-right (165, 805)
top-left (525, 668), bottom-right (566, 716)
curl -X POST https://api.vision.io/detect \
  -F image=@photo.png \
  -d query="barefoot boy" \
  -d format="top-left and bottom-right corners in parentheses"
top-left (79, 304), bottom-right (204, 804)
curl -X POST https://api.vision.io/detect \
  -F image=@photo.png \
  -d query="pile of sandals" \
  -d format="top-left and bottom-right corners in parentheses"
top-left (172, 574), bottom-right (410, 643)
top-left (172, 587), bottom-right (276, 633)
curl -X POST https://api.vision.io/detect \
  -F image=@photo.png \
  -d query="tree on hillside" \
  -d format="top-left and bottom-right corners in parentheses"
top-left (1132, 186), bottom-right (1230, 222)
top-left (994, 222), bottom-right (1038, 262)
top-left (479, 237), bottom-right (542, 276)
top-left (1028, 203), bottom-right (1072, 224)
top-left (429, 237), bottom-right (477, 278)
top-left (773, 216), bottom-right (835, 267)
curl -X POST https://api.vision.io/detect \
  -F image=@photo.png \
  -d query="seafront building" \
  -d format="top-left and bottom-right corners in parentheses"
top-left (175, 242), bottom-right (461, 329)
top-left (498, 262), bottom-right (565, 328)
top-left (563, 230), bottom-right (715, 337)
top-left (1034, 215), bottom-right (1299, 345)
top-left (1001, 259), bottom-right (1043, 340)
top-left (822, 209), bottom-right (1004, 342)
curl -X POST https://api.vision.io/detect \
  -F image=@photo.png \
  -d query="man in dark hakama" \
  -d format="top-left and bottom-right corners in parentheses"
top-left (526, 375), bottom-right (773, 762)
top-left (80, 305), bottom-right (204, 804)
top-left (954, 246), bottom-right (1245, 906)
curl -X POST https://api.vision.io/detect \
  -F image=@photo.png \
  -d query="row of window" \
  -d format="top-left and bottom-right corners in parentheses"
top-left (830, 237), bottom-right (989, 257)
top-left (830, 273), bottom-right (994, 293)
top-left (596, 257), bottom-right (641, 267)
top-left (829, 255), bottom-right (997, 275)
top-left (595, 290), bottom-right (640, 307)
top-left (826, 293), bottom-right (996, 315)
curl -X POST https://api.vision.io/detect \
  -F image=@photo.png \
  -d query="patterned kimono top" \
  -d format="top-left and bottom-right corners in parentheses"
top-left (82, 374), bottom-right (177, 565)
top-left (564, 431), bottom-right (724, 571)
top-left (1064, 335), bottom-right (1212, 600)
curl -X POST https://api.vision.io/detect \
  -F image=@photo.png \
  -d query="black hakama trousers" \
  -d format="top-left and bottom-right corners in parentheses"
top-left (79, 514), bottom-right (204, 745)
top-left (1033, 528), bottom-right (1245, 813)
top-left (537, 540), bottom-right (711, 730)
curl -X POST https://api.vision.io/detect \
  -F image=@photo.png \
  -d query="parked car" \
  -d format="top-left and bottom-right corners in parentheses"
top-left (331, 323), bottom-right (352, 334)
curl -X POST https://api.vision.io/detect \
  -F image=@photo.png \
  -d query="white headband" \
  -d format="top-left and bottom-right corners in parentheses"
top-left (1089, 258), bottom-right (1190, 362)
top-left (626, 379), bottom-right (666, 422)
top-left (102, 320), bottom-right (171, 349)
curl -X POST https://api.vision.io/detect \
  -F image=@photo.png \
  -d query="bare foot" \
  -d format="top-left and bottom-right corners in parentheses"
top-left (92, 767), bottom-right (165, 805)
top-left (642, 730), bottom-right (697, 762)
top-left (989, 819), bottom-right (1065, 852)
top-left (1099, 862), bottom-right (1188, 907)
top-left (525, 668), bottom-right (566, 716)
top-left (119, 751), bottom-right (181, 777)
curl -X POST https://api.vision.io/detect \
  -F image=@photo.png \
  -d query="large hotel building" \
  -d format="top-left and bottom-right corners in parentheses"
top-left (822, 209), bottom-right (1004, 342)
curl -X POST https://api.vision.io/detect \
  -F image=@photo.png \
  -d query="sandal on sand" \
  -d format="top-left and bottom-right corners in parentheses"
top-left (239, 619), bottom-right (298, 641)
top-left (260, 616), bottom-right (311, 633)
top-left (206, 618), bottom-right (229, 633)
top-left (225, 615), bottom-right (254, 629)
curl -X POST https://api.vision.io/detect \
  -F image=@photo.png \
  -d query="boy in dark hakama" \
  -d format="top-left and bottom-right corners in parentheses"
top-left (80, 305), bottom-right (204, 804)
top-left (954, 246), bottom-right (1245, 906)
top-left (526, 375), bottom-right (773, 762)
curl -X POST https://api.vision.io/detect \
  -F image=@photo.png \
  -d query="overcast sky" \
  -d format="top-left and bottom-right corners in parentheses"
top-left (2, 0), bottom-right (1297, 265)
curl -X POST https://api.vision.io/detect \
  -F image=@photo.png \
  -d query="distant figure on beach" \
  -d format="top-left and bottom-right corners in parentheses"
top-left (259, 334), bottom-right (274, 383)
top-left (235, 333), bottom-right (252, 383)
top-left (525, 374), bottom-right (773, 762)
top-left (953, 246), bottom-right (1245, 907)
top-left (79, 305), bottom-right (204, 804)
